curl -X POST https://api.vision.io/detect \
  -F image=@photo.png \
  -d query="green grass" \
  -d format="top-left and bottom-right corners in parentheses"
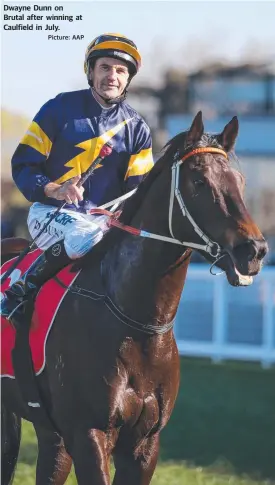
top-left (14, 421), bottom-right (275, 485)
top-left (12, 358), bottom-right (275, 484)
top-left (160, 358), bottom-right (275, 478)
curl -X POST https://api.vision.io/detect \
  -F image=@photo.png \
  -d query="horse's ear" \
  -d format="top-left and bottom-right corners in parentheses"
top-left (218, 116), bottom-right (239, 152)
top-left (186, 111), bottom-right (204, 145)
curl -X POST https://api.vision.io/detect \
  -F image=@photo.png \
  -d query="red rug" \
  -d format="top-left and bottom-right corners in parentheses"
top-left (1, 249), bottom-right (79, 378)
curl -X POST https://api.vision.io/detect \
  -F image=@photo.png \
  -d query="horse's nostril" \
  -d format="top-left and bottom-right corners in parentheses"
top-left (233, 240), bottom-right (268, 263)
top-left (247, 240), bottom-right (268, 262)
top-left (247, 242), bottom-right (257, 261)
top-left (257, 242), bottom-right (268, 261)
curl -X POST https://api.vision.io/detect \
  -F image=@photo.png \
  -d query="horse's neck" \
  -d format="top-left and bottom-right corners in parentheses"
top-left (103, 234), bottom-right (191, 325)
top-left (103, 175), bottom-right (191, 325)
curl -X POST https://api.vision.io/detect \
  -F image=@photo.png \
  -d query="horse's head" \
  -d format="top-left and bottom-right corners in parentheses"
top-left (166, 111), bottom-right (268, 286)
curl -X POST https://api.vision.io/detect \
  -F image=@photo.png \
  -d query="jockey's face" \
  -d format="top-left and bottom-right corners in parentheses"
top-left (91, 57), bottom-right (130, 103)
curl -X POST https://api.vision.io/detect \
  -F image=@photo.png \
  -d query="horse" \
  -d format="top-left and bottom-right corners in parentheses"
top-left (1, 111), bottom-right (268, 485)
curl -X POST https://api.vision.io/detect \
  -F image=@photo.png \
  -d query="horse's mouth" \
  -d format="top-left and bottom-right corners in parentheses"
top-left (213, 251), bottom-right (254, 287)
top-left (224, 259), bottom-right (253, 287)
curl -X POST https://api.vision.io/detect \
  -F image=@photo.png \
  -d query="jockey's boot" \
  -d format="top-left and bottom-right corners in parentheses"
top-left (1, 240), bottom-right (72, 328)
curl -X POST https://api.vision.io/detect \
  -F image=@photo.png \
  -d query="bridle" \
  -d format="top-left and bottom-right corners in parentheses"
top-left (168, 147), bottom-right (228, 258)
top-left (91, 146), bottom-right (228, 265)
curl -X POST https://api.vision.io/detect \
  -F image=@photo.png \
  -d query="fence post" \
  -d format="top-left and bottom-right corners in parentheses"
top-left (262, 277), bottom-right (274, 368)
top-left (212, 276), bottom-right (227, 363)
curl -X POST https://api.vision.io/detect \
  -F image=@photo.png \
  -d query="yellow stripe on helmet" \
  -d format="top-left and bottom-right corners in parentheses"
top-left (87, 40), bottom-right (141, 68)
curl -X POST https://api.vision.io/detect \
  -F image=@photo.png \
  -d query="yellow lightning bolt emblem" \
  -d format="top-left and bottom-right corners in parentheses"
top-left (54, 119), bottom-right (132, 184)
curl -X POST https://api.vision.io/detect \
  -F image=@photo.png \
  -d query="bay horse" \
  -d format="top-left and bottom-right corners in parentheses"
top-left (1, 112), bottom-right (268, 485)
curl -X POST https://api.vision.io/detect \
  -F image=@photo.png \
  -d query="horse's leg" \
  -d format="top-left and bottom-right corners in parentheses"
top-left (68, 428), bottom-right (111, 485)
top-left (1, 404), bottom-right (21, 485)
top-left (34, 424), bottom-right (72, 485)
top-left (112, 433), bottom-right (160, 485)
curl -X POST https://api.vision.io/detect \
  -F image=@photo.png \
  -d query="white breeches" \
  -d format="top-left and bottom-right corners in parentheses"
top-left (27, 202), bottom-right (109, 259)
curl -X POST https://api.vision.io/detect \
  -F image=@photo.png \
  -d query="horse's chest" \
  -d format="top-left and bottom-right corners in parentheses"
top-left (121, 387), bottom-right (160, 433)
top-left (118, 353), bottom-right (178, 432)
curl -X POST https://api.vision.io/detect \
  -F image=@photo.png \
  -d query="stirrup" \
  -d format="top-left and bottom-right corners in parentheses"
top-left (6, 300), bottom-right (27, 322)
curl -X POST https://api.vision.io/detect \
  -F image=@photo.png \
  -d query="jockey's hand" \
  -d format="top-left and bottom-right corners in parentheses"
top-left (44, 175), bottom-right (84, 205)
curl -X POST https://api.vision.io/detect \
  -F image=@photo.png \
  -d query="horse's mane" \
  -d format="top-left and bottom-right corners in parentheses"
top-left (120, 132), bottom-right (186, 226)
top-left (74, 132), bottom-right (186, 271)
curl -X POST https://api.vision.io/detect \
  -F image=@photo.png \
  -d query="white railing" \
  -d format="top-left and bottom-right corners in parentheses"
top-left (175, 265), bottom-right (275, 368)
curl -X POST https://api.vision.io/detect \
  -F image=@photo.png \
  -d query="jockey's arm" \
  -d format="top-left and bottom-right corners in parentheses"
top-left (11, 98), bottom-right (59, 203)
top-left (123, 120), bottom-right (154, 192)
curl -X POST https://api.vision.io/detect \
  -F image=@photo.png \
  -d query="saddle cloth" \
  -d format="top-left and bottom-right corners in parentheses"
top-left (1, 249), bottom-right (79, 378)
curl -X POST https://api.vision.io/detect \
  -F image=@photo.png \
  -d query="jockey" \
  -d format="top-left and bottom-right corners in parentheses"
top-left (1, 33), bottom-right (154, 327)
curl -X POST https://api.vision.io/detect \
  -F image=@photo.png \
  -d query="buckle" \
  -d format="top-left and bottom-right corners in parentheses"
top-left (209, 242), bottom-right (221, 258)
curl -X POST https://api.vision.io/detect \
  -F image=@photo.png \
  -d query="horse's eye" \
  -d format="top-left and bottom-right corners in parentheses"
top-left (194, 179), bottom-right (205, 187)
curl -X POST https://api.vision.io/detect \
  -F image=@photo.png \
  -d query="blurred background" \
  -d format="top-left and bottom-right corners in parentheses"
top-left (1, 1), bottom-right (275, 483)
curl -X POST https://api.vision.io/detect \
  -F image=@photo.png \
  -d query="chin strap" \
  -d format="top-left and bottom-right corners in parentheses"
top-left (89, 83), bottom-right (128, 105)
top-left (88, 68), bottom-right (133, 105)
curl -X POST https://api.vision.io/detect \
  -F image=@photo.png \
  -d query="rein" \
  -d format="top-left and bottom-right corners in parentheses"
top-left (90, 147), bottom-right (228, 261)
